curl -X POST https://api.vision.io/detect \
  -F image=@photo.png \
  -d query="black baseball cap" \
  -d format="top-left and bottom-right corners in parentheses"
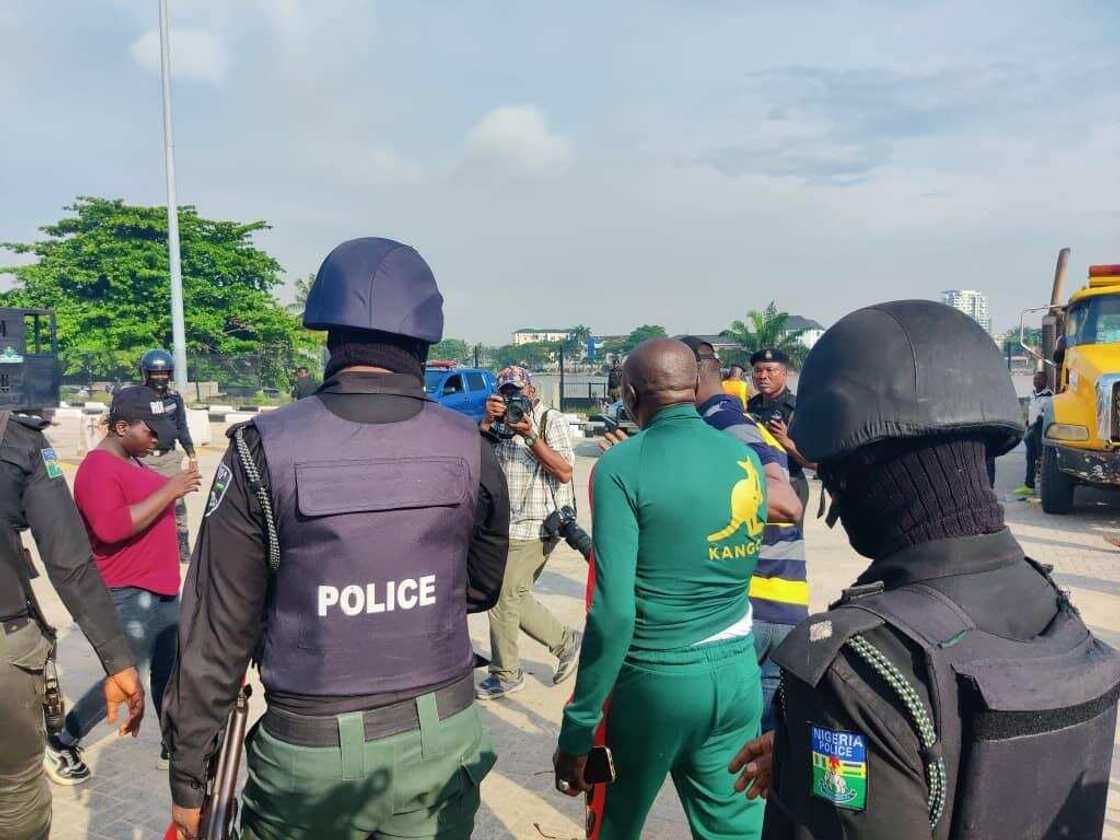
top-left (679, 335), bottom-right (719, 360)
top-left (109, 386), bottom-right (176, 443)
top-left (750, 347), bottom-right (789, 366)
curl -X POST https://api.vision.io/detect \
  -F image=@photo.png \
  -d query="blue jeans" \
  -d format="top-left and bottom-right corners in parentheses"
top-left (752, 620), bottom-right (794, 734)
top-left (60, 587), bottom-right (180, 746)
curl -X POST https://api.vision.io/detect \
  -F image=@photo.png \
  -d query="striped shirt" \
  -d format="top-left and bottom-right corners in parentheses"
top-left (698, 394), bottom-right (809, 625)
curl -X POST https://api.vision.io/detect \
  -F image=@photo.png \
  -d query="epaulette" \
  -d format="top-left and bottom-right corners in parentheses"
top-left (225, 419), bottom-right (255, 440)
top-left (772, 603), bottom-right (885, 687)
top-left (9, 413), bottom-right (50, 432)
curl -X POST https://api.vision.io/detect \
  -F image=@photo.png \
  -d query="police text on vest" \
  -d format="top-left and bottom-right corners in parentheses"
top-left (318, 576), bottom-right (437, 616)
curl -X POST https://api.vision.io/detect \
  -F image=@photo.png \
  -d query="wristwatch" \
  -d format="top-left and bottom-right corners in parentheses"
top-left (523, 433), bottom-right (539, 448)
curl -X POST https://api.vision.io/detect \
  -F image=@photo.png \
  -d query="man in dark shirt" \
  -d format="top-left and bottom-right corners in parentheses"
top-left (138, 349), bottom-right (197, 564)
top-left (290, 366), bottom-right (318, 401)
top-left (748, 348), bottom-right (815, 524)
top-left (162, 237), bottom-right (509, 840)
top-left (0, 409), bottom-right (145, 839)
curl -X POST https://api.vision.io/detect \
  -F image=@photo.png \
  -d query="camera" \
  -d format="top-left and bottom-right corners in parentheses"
top-left (493, 393), bottom-right (535, 439)
top-left (543, 505), bottom-right (594, 559)
top-left (504, 393), bottom-right (533, 424)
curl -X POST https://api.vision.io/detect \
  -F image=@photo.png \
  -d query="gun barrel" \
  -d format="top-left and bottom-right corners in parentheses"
top-left (201, 684), bottom-right (252, 840)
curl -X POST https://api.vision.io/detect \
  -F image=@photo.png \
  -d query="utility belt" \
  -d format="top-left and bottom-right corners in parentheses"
top-left (261, 674), bottom-right (475, 748)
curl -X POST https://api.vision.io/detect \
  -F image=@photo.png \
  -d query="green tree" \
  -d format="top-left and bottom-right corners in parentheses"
top-left (289, 271), bottom-right (315, 315)
top-left (563, 324), bottom-right (593, 360)
top-left (1002, 327), bottom-right (1042, 355)
top-left (622, 324), bottom-right (667, 352)
top-left (1, 197), bottom-right (312, 386)
top-left (493, 341), bottom-right (556, 369)
top-left (721, 302), bottom-right (807, 367)
top-left (430, 338), bottom-right (471, 364)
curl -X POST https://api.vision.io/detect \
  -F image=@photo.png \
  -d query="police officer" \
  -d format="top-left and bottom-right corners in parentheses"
top-left (162, 237), bottom-right (510, 840)
top-left (0, 406), bottom-right (145, 839)
top-left (139, 349), bottom-right (197, 564)
top-left (731, 300), bottom-right (1120, 839)
top-left (747, 348), bottom-right (814, 523)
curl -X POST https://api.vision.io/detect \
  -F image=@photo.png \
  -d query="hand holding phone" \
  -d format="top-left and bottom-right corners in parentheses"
top-left (584, 745), bottom-right (616, 785)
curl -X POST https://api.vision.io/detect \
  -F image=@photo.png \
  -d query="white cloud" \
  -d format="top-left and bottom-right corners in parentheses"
top-left (463, 106), bottom-right (572, 178)
top-left (129, 28), bottom-right (228, 84)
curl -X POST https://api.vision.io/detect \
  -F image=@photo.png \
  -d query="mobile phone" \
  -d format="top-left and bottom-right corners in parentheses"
top-left (602, 416), bottom-right (620, 434)
top-left (584, 745), bottom-right (616, 785)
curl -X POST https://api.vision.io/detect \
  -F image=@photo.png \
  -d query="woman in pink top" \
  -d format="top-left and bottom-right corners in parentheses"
top-left (44, 387), bottom-right (201, 786)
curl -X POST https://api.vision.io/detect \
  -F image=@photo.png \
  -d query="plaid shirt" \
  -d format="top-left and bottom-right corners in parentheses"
top-left (494, 401), bottom-right (576, 540)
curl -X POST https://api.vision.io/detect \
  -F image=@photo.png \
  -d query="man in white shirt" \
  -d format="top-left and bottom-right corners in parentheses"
top-left (1015, 371), bottom-right (1053, 496)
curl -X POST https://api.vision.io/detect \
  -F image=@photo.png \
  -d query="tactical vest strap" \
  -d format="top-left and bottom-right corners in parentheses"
top-left (233, 425), bottom-right (280, 573)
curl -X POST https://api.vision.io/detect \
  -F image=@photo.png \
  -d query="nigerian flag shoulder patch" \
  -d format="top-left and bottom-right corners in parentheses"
top-left (40, 448), bottom-right (63, 479)
top-left (205, 462), bottom-right (232, 517)
top-left (810, 724), bottom-right (867, 811)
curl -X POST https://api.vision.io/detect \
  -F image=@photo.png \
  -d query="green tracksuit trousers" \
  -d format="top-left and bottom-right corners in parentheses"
top-left (591, 635), bottom-right (764, 840)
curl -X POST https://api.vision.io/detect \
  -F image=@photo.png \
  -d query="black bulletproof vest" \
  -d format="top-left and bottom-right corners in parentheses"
top-left (778, 562), bottom-right (1120, 840)
top-left (254, 394), bottom-right (480, 697)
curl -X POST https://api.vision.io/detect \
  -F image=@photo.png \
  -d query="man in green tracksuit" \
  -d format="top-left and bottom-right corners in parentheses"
top-left (554, 338), bottom-right (767, 840)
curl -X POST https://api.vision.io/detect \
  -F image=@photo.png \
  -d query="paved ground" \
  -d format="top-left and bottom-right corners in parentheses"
top-left (28, 427), bottom-right (1120, 839)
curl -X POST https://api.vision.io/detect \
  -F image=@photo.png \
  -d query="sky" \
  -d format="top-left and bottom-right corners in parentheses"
top-left (2, 0), bottom-right (1119, 345)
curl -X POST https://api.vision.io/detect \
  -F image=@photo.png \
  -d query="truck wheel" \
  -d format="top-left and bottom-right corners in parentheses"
top-left (1039, 445), bottom-right (1076, 514)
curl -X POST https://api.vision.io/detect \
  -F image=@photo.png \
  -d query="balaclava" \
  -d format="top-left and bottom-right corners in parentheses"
top-left (821, 433), bottom-right (1004, 561)
top-left (324, 327), bottom-right (429, 380)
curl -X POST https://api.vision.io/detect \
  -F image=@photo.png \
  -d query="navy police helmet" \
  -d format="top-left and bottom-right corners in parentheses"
top-left (139, 349), bottom-right (174, 375)
top-left (303, 237), bottom-right (443, 343)
top-left (790, 300), bottom-right (1023, 465)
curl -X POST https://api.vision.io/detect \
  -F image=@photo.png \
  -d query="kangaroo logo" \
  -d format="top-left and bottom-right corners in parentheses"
top-left (707, 460), bottom-right (764, 543)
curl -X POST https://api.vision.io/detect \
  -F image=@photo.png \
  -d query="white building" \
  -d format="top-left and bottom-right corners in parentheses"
top-left (942, 290), bottom-right (992, 334)
top-left (512, 328), bottom-right (570, 346)
top-left (786, 315), bottom-right (825, 350)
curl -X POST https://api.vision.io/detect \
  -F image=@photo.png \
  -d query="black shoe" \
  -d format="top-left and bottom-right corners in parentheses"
top-left (44, 735), bottom-right (91, 786)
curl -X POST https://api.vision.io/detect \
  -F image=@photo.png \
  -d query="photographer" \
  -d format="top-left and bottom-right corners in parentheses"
top-left (477, 366), bottom-right (582, 700)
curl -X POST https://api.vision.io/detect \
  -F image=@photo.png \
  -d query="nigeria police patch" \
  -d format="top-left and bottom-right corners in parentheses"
top-left (205, 463), bottom-right (232, 517)
top-left (40, 448), bottom-right (63, 479)
top-left (810, 725), bottom-right (867, 811)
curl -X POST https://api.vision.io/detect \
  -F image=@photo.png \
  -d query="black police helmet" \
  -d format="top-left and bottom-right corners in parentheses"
top-left (303, 238), bottom-right (443, 343)
top-left (790, 300), bottom-right (1023, 465)
top-left (139, 349), bottom-right (174, 375)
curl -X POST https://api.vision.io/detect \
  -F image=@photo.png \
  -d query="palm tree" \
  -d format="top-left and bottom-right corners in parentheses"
top-left (564, 324), bottom-right (593, 361)
top-left (722, 302), bottom-right (807, 367)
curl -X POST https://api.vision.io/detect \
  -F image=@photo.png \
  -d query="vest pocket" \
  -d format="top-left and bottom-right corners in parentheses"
top-left (953, 688), bottom-right (1118, 838)
top-left (295, 457), bottom-right (469, 516)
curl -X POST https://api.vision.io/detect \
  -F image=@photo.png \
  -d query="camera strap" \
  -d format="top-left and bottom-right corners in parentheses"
top-left (536, 409), bottom-right (577, 518)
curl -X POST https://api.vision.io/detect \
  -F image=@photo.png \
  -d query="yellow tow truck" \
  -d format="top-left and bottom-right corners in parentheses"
top-left (1026, 249), bottom-right (1120, 513)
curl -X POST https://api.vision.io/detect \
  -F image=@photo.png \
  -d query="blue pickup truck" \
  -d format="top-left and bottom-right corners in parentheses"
top-left (424, 364), bottom-right (497, 421)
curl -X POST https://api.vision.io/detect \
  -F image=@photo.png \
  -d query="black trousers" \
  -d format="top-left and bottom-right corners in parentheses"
top-left (1024, 422), bottom-right (1043, 488)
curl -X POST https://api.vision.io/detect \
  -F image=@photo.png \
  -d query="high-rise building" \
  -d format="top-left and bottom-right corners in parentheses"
top-left (941, 290), bottom-right (991, 334)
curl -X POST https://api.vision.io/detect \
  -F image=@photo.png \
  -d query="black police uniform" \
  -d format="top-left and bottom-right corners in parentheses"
top-left (762, 301), bottom-right (1120, 840)
top-left (138, 350), bottom-right (196, 563)
top-left (748, 384), bottom-right (807, 514)
top-left (0, 412), bottom-right (135, 840)
top-left (290, 376), bottom-right (318, 400)
top-left (161, 238), bottom-right (510, 839)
